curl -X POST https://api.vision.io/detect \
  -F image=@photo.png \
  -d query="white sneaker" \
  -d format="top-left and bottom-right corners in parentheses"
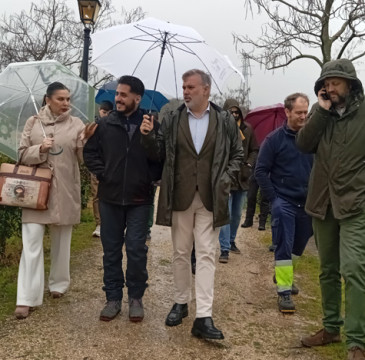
top-left (92, 225), bottom-right (100, 237)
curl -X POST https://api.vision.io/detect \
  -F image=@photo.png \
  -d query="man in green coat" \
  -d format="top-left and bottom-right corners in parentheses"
top-left (140, 69), bottom-right (243, 340)
top-left (297, 59), bottom-right (365, 360)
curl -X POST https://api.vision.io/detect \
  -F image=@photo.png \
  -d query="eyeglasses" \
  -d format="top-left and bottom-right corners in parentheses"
top-left (230, 110), bottom-right (240, 115)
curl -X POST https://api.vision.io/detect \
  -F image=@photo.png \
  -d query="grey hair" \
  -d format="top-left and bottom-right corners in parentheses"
top-left (284, 93), bottom-right (309, 111)
top-left (182, 69), bottom-right (211, 88)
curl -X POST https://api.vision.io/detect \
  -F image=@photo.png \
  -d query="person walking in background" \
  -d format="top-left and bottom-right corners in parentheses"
top-left (218, 98), bottom-right (258, 263)
top-left (297, 59), bottom-right (365, 360)
top-left (140, 69), bottom-right (243, 340)
top-left (241, 169), bottom-right (270, 231)
top-left (91, 100), bottom-right (113, 237)
top-left (83, 76), bottom-right (162, 323)
top-left (14, 82), bottom-right (85, 319)
top-left (255, 93), bottom-right (313, 313)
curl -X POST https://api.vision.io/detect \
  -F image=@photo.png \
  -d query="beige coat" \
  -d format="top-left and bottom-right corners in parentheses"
top-left (19, 105), bottom-right (85, 225)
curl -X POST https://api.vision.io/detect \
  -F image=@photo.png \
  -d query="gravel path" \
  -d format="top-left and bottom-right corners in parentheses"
top-left (0, 217), bottom-right (322, 360)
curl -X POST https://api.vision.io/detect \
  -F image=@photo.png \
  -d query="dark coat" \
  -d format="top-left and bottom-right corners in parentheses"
top-left (222, 98), bottom-right (258, 191)
top-left (234, 121), bottom-right (258, 191)
top-left (297, 60), bottom-right (365, 220)
top-left (141, 102), bottom-right (244, 228)
top-left (255, 123), bottom-right (313, 206)
top-left (83, 108), bottom-right (162, 206)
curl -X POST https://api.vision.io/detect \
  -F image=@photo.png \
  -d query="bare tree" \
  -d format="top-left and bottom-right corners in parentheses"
top-left (235, 0), bottom-right (365, 70)
top-left (0, 0), bottom-right (146, 85)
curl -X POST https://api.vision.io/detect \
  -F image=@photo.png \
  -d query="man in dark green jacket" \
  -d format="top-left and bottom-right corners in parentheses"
top-left (140, 69), bottom-right (243, 340)
top-left (297, 59), bottom-right (365, 360)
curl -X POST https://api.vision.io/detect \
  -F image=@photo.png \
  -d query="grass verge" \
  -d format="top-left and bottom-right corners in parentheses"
top-left (260, 232), bottom-right (347, 360)
top-left (0, 208), bottom-right (96, 322)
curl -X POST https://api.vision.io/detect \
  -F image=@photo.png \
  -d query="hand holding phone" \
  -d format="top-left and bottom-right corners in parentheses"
top-left (318, 87), bottom-right (331, 110)
top-left (321, 91), bottom-right (330, 100)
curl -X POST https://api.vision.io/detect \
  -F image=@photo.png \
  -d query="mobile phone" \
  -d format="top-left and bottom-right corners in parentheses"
top-left (320, 90), bottom-right (330, 100)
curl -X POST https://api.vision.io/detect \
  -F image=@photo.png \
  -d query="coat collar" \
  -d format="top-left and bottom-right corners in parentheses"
top-left (38, 105), bottom-right (71, 125)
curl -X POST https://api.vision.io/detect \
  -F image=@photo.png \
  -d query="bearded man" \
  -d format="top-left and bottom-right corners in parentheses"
top-left (83, 75), bottom-right (162, 323)
top-left (297, 59), bottom-right (365, 360)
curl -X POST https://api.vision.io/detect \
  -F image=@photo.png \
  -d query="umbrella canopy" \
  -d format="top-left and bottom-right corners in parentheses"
top-left (91, 17), bottom-right (244, 98)
top-left (95, 81), bottom-right (169, 112)
top-left (0, 60), bottom-right (95, 160)
top-left (245, 103), bottom-right (286, 146)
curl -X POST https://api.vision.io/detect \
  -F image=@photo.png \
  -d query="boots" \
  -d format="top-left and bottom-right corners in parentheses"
top-left (258, 214), bottom-right (267, 231)
top-left (241, 218), bottom-right (253, 228)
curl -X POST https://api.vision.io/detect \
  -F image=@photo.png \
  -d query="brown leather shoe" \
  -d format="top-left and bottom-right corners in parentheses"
top-left (14, 306), bottom-right (34, 320)
top-left (348, 347), bottom-right (365, 360)
top-left (50, 291), bottom-right (64, 299)
top-left (301, 328), bottom-right (341, 347)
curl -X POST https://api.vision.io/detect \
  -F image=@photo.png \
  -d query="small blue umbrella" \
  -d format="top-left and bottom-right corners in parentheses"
top-left (95, 81), bottom-right (169, 112)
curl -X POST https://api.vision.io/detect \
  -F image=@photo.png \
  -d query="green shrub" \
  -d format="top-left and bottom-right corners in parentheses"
top-left (80, 163), bottom-right (91, 209)
top-left (0, 154), bottom-right (21, 258)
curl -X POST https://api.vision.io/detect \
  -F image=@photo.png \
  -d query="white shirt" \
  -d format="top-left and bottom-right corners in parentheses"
top-left (187, 104), bottom-right (210, 154)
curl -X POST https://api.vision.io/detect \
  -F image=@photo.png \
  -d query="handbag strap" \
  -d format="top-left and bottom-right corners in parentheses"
top-left (17, 115), bottom-right (53, 174)
top-left (13, 164), bottom-right (37, 176)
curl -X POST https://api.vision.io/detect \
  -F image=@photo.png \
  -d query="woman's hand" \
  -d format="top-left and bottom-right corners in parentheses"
top-left (40, 137), bottom-right (54, 153)
top-left (81, 122), bottom-right (98, 141)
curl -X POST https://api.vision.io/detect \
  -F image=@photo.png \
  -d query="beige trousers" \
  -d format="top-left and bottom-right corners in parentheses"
top-left (171, 191), bottom-right (220, 317)
top-left (16, 223), bottom-right (73, 306)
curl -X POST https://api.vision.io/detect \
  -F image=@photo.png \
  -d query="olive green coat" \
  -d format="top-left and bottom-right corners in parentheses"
top-left (141, 102), bottom-right (244, 228)
top-left (296, 60), bottom-right (365, 220)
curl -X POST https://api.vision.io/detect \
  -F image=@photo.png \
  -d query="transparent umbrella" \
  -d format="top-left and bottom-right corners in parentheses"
top-left (0, 60), bottom-right (95, 160)
top-left (91, 17), bottom-right (244, 100)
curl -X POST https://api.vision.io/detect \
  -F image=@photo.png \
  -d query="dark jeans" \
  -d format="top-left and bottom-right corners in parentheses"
top-left (99, 200), bottom-right (150, 301)
top-left (245, 175), bottom-right (270, 221)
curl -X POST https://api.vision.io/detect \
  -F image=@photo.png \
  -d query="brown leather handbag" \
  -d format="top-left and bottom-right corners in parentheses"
top-left (0, 162), bottom-right (52, 210)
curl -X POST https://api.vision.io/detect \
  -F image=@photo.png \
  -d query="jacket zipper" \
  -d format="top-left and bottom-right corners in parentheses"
top-left (122, 116), bottom-right (130, 206)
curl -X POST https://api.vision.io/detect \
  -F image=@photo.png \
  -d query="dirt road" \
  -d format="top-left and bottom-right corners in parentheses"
top-left (0, 219), bottom-right (322, 360)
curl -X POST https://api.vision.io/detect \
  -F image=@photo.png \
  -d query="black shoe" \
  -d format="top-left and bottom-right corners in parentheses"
top-left (268, 244), bottom-right (277, 252)
top-left (258, 215), bottom-right (267, 231)
top-left (219, 251), bottom-right (229, 263)
top-left (191, 317), bottom-right (224, 340)
top-left (241, 219), bottom-right (253, 228)
top-left (278, 293), bottom-right (296, 313)
top-left (165, 303), bottom-right (188, 326)
top-left (230, 242), bottom-right (241, 254)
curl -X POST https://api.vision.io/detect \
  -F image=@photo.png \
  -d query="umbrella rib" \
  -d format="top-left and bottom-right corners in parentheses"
top-left (14, 70), bottom-right (39, 114)
top-left (131, 40), bottom-right (162, 76)
top-left (164, 42), bottom-right (179, 99)
top-left (135, 24), bottom-right (203, 44)
top-left (171, 41), bottom-right (223, 94)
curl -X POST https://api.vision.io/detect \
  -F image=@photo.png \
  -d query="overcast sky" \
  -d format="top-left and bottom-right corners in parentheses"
top-left (4, 0), bottom-right (365, 108)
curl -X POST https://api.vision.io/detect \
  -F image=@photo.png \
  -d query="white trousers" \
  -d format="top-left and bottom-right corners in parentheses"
top-left (16, 223), bottom-right (73, 306)
top-left (171, 191), bottom-right (220, 318)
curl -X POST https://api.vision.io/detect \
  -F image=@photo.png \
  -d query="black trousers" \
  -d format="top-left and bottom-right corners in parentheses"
top-left (244, 175), bottom-right (270, 221)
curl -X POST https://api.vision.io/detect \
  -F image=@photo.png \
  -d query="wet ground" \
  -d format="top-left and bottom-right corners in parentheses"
top-left (0, 218), bottom-right (322, 360)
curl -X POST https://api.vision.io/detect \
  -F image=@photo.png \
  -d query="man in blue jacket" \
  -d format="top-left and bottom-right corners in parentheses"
top-left (255, 93), bottom-right (313, 313)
